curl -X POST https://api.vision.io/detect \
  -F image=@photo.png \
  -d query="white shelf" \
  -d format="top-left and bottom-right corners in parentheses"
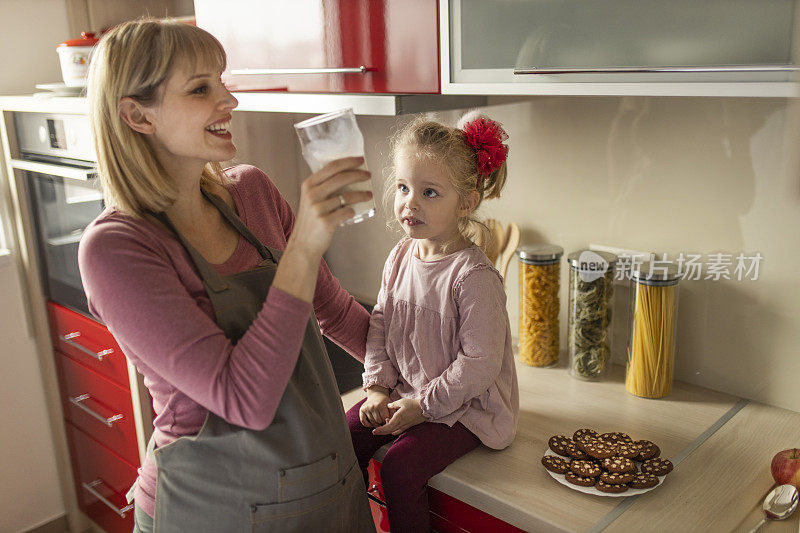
top-left (1, 93), bottom-right (487, 116)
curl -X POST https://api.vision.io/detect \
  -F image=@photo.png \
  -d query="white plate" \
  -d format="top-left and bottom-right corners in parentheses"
top-left (543, 449), bottom-right (666, 498)
top-left (35, 82), bottom-right (85, 96)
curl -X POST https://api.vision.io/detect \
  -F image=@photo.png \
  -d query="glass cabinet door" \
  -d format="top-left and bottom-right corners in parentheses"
top-left (446, 0), bottom-right (798, 93)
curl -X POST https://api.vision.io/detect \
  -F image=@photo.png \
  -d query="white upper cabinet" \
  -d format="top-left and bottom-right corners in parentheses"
top-left (441, 0), bottom-right (800, 97)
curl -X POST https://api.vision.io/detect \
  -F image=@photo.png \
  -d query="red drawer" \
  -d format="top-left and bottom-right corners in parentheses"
top-left (65, 422), bottom-right (137, 533)
top-left (55, 351), bottom-right (140, 466)
top-left (369, 459), bottom-right (525, 533)
top-left (48, 301), bottom-right (129, 389)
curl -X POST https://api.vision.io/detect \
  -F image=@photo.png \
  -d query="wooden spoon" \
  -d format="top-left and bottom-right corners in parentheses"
top-left (484, 218), bottom-right (504, 264)
top-left (498, 222), bottom-right (520, 286)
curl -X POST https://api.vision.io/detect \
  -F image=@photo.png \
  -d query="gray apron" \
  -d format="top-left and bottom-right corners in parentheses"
top-left (142, 189), bottom-right (374, 532)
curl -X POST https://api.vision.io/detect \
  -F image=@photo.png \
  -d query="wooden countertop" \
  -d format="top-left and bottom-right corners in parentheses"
top-left (342, 357), bottom-right (800, 532)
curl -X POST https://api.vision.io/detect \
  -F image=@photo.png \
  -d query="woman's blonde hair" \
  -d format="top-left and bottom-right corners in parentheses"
top-left (87, 18), bottom-right (228, 216)
top-left (386, 112), bottom-right (508, 244)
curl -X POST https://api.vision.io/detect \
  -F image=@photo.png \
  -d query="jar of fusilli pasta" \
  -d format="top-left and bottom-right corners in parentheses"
top-left (626, 262), bottom-right (681, 398)
top-left (517, 244), bottom-right (563, 367)
top-left (567, 250), bottom-right (617, 381)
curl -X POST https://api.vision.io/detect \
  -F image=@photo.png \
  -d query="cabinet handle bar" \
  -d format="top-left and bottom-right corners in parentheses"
top-left (82, 480), bottom-right (134, 517)
top-left (231, 66), bottom-right (369, 75)
top-left (513, 64), bottom-right (799, 74)
top-left (69, 394), bottom-right (123, 427)
top-left (60, 331), bottom-right (114, 361)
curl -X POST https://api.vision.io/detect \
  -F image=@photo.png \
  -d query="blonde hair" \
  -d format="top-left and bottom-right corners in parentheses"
top-left (386, 112), bottom-right (508, 244)
top-left (87, 18), bottom-right (228, 216)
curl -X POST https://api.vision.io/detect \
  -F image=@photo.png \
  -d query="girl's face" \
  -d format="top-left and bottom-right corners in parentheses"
top-left (146, 58), bottom-right (238, 170)
top-left (393, 150), bottom-right (467, 246)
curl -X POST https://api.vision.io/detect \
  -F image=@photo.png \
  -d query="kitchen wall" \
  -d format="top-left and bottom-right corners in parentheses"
top-left (0, 3), bottom-right (71, 533)
top-left (232, 95), bottom-right (800, 413)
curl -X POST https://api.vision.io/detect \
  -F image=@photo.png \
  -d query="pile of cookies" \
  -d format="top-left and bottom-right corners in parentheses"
top-left (541, 428), bottom-right (674, 494)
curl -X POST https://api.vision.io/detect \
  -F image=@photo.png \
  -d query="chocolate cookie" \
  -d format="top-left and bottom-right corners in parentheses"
top-left (541, 455), bottom-right (570, 474)
top-left (629, 472), bottom-right (659, 489)
top-left (583, 440), bottom-right (618, 459)
top-left (573, 428), bottom-right (599, 443)
top-left (616, 441), bottom-right (642, 459)
top-left (600, 431), bottom-right (633, 444)
top-left (641, 458), bottom-right (673, 476)
top-left (548, 435), bottom-right (573, 456)
top-left (570, 460), bottom-right (602, 478)
top-left (595, 479), bottom-right (629, 494)
top-left (635, 440), bottom-right (661, 461)
top-left (599, 471), bottom-right (635, 484)
top-left (567, 442), bottom-right (590, 460)
top-left (601, 456), bottom-right (636, 473)
top-left (565, 471), bottom-right (596, 487)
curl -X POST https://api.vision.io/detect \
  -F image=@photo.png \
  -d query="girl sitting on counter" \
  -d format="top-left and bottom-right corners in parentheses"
top-left (347, 113), bottom-right (520, 532)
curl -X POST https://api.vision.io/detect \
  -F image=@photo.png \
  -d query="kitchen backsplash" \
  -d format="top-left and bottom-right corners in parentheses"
top-left (227, 96), bottom-right (800, 413)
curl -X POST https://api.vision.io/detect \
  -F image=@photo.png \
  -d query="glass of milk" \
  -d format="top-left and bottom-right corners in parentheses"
top-left (294, 108), bottom-right (375, 225)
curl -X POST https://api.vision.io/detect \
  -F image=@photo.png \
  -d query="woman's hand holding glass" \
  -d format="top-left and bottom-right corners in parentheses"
top-left (289, 156), bottom-right (372, 258)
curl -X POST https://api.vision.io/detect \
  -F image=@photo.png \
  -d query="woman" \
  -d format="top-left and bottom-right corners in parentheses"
top-left (79, 19), bottom-right (375, 532)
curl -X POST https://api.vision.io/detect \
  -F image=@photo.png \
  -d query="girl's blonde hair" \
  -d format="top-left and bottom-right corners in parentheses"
top-left (87, 18), bottom-right (228, 216)
top-left (386, 112), bottom-right (508, 244)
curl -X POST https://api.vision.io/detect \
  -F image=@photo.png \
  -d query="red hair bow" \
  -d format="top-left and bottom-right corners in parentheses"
top-left (462, 117), bottom-right (509, 180)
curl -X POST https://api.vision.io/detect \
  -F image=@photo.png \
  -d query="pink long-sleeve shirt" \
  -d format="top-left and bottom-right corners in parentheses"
top-left (362, 238), bottom-right (519, 450)
top-left (78, 165), bottom-right (369, 517)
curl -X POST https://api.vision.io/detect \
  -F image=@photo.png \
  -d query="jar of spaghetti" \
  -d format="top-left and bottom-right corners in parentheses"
top-left (626, 262), bottom-right (681, 398)
top-left (517, 244), bottom-right (563, 367)
top-left (567, 250), bottom-right (617, 381)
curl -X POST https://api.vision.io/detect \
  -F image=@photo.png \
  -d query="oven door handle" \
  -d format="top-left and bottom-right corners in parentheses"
top-left (10, 159), bottom-right (97, 181)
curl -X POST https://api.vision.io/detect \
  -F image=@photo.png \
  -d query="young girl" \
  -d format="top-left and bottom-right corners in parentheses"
top-left (346, 113), bottom-right (520, 532)
top-left (80, 19), bottom-right (374, 532)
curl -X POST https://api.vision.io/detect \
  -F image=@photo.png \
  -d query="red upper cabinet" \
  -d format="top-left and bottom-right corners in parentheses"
top-left (194, 0), bottom-right (440, 94)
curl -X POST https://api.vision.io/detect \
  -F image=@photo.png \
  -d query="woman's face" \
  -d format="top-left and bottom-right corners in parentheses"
top-left (146, 58), bottom-right (238, 170)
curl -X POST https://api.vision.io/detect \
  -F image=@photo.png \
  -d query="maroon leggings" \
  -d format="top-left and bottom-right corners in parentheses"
top-left (346, 398), bottom-right (481, 533)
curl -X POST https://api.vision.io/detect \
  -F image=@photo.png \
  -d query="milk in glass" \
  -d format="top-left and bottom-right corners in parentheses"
top-left (294, 109), bottom-right (375, 225)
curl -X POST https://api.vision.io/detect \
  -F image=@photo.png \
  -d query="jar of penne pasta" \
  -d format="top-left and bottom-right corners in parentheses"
top-left (567, 250), bottom-right (617, 381)
top-left (517, 244), bottom-right (563, 367)
top-left (626, 262), bottom-right (681, 398)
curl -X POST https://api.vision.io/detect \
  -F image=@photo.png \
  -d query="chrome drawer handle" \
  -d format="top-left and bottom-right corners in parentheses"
top-left (513, 64), bottom-right (800, 75)
top-left (82, 479), bottom-right (134, 518)
top-left (69, 394), bottom-right (123, 427)
top-left (60, 332), bottom-right (114, 361)
top-left (231, 66), bottom-right (368, 75)
top-left (366, 484), bottom-right (386, 508)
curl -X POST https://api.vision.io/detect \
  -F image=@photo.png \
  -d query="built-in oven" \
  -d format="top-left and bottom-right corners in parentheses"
top-left (12, 113), bottom-right (102, 318)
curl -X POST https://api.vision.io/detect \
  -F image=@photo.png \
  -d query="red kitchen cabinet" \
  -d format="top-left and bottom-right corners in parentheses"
top-left (367, 458), bottom-right (525, 533)
top-left (48, 302), bottom-right (130, 390)
top-left (194, 0), bottom-right (440, 94)
top-left (65, 422), bottom-right (137, 533)
top-left (55, 352), bottom-right (140, 466)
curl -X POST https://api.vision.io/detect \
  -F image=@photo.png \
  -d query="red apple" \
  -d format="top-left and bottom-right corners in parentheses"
top-left (771, 449), bottom-right (800, 488)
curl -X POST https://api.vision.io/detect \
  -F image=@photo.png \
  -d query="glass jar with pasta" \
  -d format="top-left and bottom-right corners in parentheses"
top-left (517, 244), bottom-right (563, 367)
top-left (567, 250), bottom-right (617, 381)
top-left (626, 261), bottom-right (681, 398)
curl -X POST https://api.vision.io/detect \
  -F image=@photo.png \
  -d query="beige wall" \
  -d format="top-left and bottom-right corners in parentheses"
top-left (0, 3), bottom-right (70, 533)
top-left (234, 95), bottom-right (800, 413)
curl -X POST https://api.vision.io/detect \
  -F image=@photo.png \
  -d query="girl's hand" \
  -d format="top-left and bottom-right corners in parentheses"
top-left (359, 386), bottom-right (391, 428)
top-left (372, 398), bottom-right (426, 436)
top-left (288, 157), bottom-right (372, 259)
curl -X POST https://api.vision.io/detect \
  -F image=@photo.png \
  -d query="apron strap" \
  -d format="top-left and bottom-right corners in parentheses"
top-left (201, 188), bottom-right (277, 266)
top-left (149, 210), bottom-right (230, 293)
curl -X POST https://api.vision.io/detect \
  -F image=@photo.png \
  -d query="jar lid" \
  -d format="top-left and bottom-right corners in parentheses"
top-left (517, 244), bottom-right (563, 265)
top-left (58, 32), bottom-right (98, 48)
top-left (631, 261), bottom-right (681, 285)
top-left (567, 250), bottom-right (618, 270)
